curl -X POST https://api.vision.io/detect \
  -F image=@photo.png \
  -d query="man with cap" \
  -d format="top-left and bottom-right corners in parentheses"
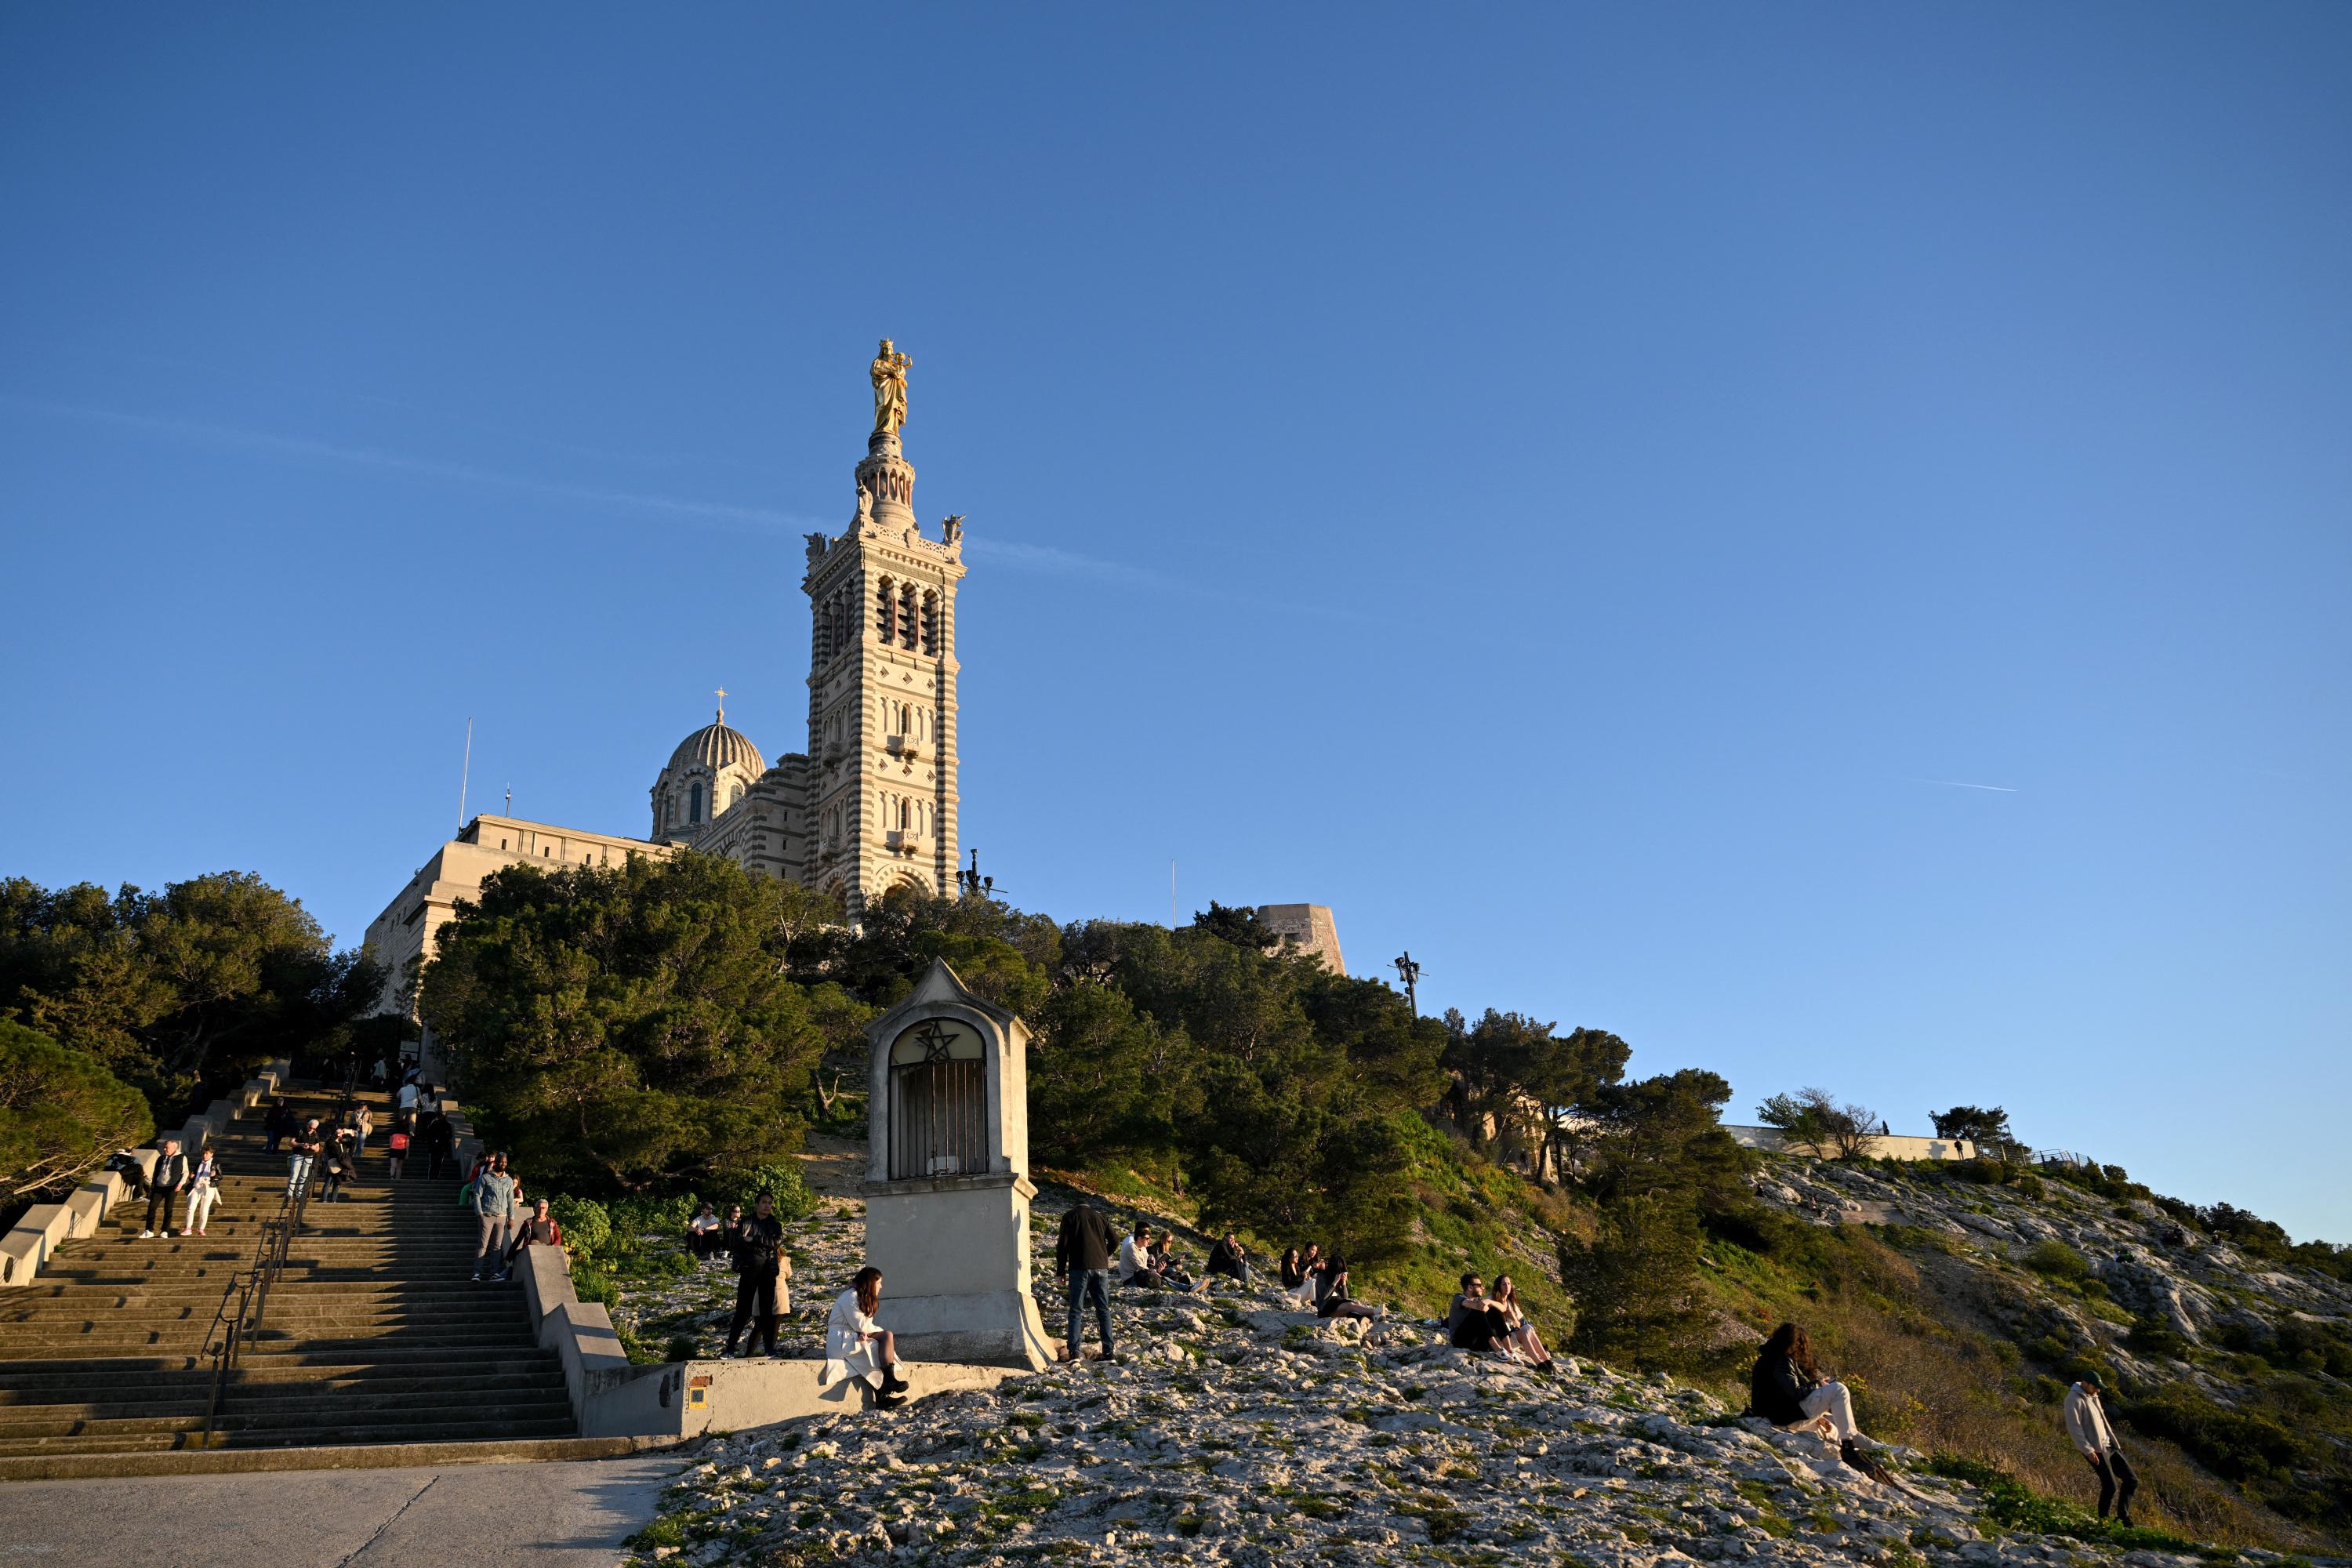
top-left (2064, 1374), bottom-right (2138, 1525)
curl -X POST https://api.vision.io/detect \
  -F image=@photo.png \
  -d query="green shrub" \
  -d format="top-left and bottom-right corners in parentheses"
top-left (569, 1260), bottom-right (620, 1309)
top-left (2022, 1240), bottom-right (2092, 1281)
top-left (1926, 1454), bottom-right (2209, 1556)
top-left (2125, 1319), bottom-right (2190, 1360)
top-left (2124, 1388), bottom-right (2308, 1483)
top-left (549, 1196), bottom-right (612, 1261)
top-left (735, 1160), bottom-right (820, 1221)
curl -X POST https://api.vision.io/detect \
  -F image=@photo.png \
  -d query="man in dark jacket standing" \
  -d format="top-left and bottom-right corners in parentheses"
top-left (140, 1138), bottom-right (188, 1239)
top-left (1054, 1200), bottom-right (1120, 1363)
top-left (424, 1110), bottom-right (455, 1179)
top-left (722, 1194), bottom-right (790, 1359)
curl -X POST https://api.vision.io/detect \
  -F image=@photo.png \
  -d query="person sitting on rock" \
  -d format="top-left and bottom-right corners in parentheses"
top-left (2065, 1374), bottom-right (2138, 1526)
top-left (1117, 1220), bottom-right (1166, 1287)
top-left (1446, 1272), bottom-right (1514, 1352)
top-left (824, 1265), bottom-right (909, 1410)
top-left (1298, 1242), bottom-right (1330, 1306)
top-left (1151, 1229), bottom-right (1200, 1292)
top-left (1490, 1273), bottom-right (1557, 1374)
top-left (1315, 1255), bottom-right (1385, 1321)
top-left (1749, 1322), bottom-right (1888, 1478)
top-left (687, 1201), bottom-right (726, 1262)
top-left (1207, 1232), bottom-right (1252, 1286)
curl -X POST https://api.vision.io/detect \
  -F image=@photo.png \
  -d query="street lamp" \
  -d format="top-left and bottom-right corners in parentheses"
top-left (956, 848), bottom-right (997, 901)
top-left (1393, 951), bottom-right (1422, 1016)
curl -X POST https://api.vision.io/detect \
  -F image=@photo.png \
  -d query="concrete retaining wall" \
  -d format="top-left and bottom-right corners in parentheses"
top-left (514, 1239), bottom-right (1023, 1439)
top-left (1726, 1125), bottom-right (1979, 1162)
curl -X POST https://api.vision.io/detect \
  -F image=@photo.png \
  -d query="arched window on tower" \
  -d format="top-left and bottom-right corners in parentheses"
top-left (876, 577), bottom-right (897, 642)
top-left (689, 782), bottom-right (705, 824)
top-left (920, 591), bottom-right (938, 655)
top-left (730, 783), bottom-right (744, 809)
top-left (898, 582), bottom-right (919, 649)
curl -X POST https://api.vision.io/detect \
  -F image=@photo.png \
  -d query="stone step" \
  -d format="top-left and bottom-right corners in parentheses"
top-left (0, 1327), bottom-right (544, 1356)
top-left (0, 1412), bottom-right (583, 1456)
top-left (0, 1434), bottom-right (646, 1482)
top-left (0, 1392), bottom-right (577, 1441)
top-left (0, 1368), bottom-right (568, 1405)
top-left (0, 1350), bottom-right (562, 1388)
top-left (0, 1084), bottom-right (587, 1461)
top-left (3, 1281), bottom-right (533, 1307)
top-left (0, 1308), bottom-right (534, 1338)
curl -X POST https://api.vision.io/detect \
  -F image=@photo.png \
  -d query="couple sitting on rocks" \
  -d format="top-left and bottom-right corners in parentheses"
top-left (1446, 1269), bottom-right (1557, 1372)
top-left (1273, 1245), bottom-right (1388, 1323)
top-left (1117, 1219), bottom-right (1205, 1293)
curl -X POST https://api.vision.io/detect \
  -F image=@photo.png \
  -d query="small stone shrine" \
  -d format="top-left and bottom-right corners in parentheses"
top-left (859, 959), bottom-right (1053, 1370)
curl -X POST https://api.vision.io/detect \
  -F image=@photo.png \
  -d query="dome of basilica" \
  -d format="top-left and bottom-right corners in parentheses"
top-left (668, 715), bottom-right (766, 778)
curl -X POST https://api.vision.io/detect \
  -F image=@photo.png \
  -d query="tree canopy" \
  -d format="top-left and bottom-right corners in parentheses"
top-left (0, 1020), bottom-right (154, 1199)
top-left (419, 858), bottom-right (1748, 1333)
top-left (0, 872), bottom-right (381, 1119)
top-left (419, 854), bottom-right (852, 1193)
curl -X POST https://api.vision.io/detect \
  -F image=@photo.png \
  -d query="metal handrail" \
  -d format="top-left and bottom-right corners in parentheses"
top-left (196, 1157), bottom-right (314, 1446)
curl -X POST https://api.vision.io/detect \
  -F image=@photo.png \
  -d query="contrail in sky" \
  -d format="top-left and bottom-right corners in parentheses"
top-left (1918, 778), bottom-right (2018, 793)
top-left (1, 394), bottom-right (1382, 622)
top-left (0, 395), bottom-right (819, 533)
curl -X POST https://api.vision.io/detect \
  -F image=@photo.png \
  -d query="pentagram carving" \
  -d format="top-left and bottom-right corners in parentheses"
top-left (913, 1020), bottom-right (958, 1063)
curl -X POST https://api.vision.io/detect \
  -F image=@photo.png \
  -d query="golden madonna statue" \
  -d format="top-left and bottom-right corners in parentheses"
top-left (870, 338), bottom-right (912, 436)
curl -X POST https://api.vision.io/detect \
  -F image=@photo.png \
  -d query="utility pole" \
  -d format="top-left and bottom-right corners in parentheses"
top-left (456, 716), bottom-right (473, 831)
top-left (1393, 951), bottom-right (1422, 1017)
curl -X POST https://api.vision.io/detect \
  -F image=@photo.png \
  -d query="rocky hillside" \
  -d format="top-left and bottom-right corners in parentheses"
top-left (612, 1164), bottom-right (2348, 1568)
top-left (1698, 1152), bottom-right (2351, 1552)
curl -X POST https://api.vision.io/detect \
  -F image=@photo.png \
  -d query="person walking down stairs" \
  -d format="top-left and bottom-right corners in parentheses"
top-left (286, 1118), bottom-right (325, 1200)
top-left (180, 1145), bottom-right (221, 1236)
top-left (140, 1138), bottom-right (189, 1240)
top-left (470, 1155), bottom-right (516, 1283)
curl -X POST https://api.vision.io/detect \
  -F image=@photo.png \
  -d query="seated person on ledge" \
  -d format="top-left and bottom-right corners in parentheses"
top-left (1490, 1273), bottom-right (1557, 1373)
top-left (824, 1266), bottom-right (911, 1410)
top-left (1117, 1220), bottom-right (1165, 1287)
top-left (1207, 1232), bottom-right (1251, 1285)
top-left (1150, 1229), bottom-right (1200, 1292)
top-left (1446, 1271), bottom-right (1514, 1352)
top-left (1316, 1255), bottom-right (1385, 1321)
top-left (687, 1201), bottom-right (726, 1260)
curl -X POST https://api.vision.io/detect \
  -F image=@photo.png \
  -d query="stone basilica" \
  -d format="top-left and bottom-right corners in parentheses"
top-left (646, 376), bottom-right (966, 908)
top-left (366, 343), bottom-right (969, 1009)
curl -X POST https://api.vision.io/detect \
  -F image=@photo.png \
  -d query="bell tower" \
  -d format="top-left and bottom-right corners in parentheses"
top-left (800, 342), bottom-right (966, 916)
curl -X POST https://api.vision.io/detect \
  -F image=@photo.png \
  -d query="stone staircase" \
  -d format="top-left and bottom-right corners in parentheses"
top-left (0, 1084), bottom-right (630, 1477)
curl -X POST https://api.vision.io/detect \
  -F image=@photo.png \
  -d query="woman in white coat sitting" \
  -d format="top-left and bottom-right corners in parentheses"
top-left (824, 1266), bottom-right (909, 1410)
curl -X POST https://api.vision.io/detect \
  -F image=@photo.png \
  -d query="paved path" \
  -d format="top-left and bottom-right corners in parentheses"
top-left (0, 1453), bottom-right (681, 1567)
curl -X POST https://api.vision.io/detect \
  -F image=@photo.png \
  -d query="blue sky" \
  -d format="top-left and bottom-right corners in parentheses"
top-left (3, 8), bottom-right (2347, 1241)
